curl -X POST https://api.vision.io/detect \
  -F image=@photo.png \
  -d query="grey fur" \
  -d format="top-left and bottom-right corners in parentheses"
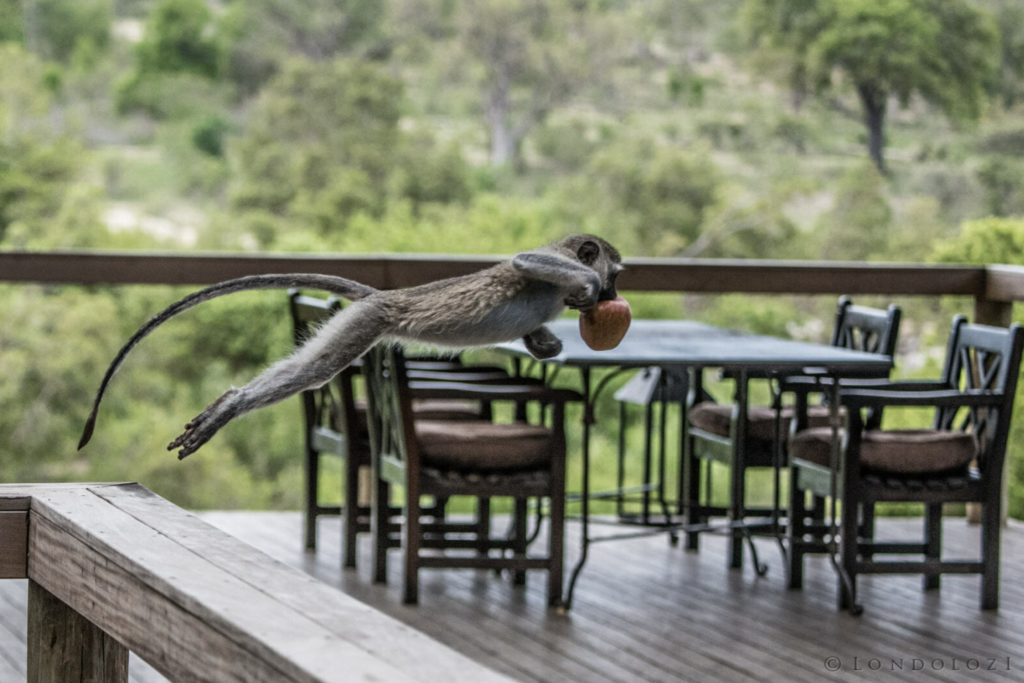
top-left (80, 235), bottom-right (623, 459)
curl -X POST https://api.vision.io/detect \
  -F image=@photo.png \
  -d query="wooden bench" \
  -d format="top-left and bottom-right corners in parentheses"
top-left (0, 483), bottom-right (513, 683)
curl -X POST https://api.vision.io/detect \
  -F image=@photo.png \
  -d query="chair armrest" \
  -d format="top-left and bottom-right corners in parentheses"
top-left (405, 360), bottom-right (464, 371)
top-left (779, 377), bottom-right (947, 393)
top-left (408, 381), bottom-right (583, 404)
top-left (838, 388), bottom-right (1004, 409)
top-left (407, 369), bottom-right (518, 383)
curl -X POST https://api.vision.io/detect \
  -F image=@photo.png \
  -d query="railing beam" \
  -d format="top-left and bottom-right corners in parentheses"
top-left (0, 250), bottom-right (992, 295)
top-left (27, 580), bottom-right (128, 683)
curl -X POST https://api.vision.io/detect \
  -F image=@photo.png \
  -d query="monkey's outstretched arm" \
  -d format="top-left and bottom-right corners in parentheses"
top-left (511, 251), bottom-right (602, 309)
top-left (169, 299), bottom-right (392, 459)
top-left (79, 273), bottom-right (378, 450)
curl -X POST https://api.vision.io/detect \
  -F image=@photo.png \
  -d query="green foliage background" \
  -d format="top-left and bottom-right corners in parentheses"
top-left (0, 0), bottom-right (1023, 517)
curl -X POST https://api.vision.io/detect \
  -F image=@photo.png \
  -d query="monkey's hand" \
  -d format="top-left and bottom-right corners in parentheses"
top-left (524, 326), bottom-right (563, 359)
top-left (168, 388), bottom-right (241, 459)
top-left (564, 283), bottom-right (599, 312)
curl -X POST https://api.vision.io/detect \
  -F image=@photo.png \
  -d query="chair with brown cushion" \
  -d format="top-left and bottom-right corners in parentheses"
top-left (684, 296), bottom-right (901, 567)
top-left (289, 291), bottom-right (511, 565)
top-left (363, 345), bottom-right (574, 606)
top-left (788, 316), bottom-right (1024, 611)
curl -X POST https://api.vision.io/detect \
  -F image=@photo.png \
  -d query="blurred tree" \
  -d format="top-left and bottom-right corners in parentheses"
top-left (932, 216), bottom-right (1024, 265)
top-left (742, 0), bottom-right (1000, 173)
top-left (815, 162), bottom-right (891, 260)
top-left (588, 138), bottom-right (720, 255)
top-left (461, 0), bottom-right (603, 168)
top-left (977, 156), bottom-right (1024, 217)
top-left (740, 0), bottom-right (826, 111)
top-left (683, 191), bottom-right (804, 259)
top-left (14, 0), bottom-right (111, 65)
top-left (0, 0), bottom-right (23, 43)
top-left (0, 45), bottom-right (84, 244)
top-left (231, 57), bottom-right (402, 233)
top-left (134, 0), bottom-right (219, 77)
top-left (390, 135), bottom-right (473, 213)
top-left (991, 0), bottom-right (1024, 109)
top-left (116, 0), bottom-right (221, 114)
top-left (217, 0), bottom-right (385, 96)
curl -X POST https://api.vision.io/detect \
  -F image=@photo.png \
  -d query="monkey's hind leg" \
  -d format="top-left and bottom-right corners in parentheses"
top-left (169, 299), bottom-right (391, 459)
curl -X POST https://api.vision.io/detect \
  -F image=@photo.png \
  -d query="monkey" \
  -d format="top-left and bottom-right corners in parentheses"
top-left (78, 234), bottom-right (623, 460)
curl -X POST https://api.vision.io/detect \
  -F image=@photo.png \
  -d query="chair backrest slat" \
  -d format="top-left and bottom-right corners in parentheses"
top-left (831, 296), bottom-right (902, 356)
top-left (934, 316), bottom-right (1024, 475)
top-left (363, 346), bottom-right (418, 469)
top-left (289, 290), bottom-right (358, 435)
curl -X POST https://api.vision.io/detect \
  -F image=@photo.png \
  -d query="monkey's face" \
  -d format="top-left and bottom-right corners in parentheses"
top-left (574, 235), bottom-right (624, 302)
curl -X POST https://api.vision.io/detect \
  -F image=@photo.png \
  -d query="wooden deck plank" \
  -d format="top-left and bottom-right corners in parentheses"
top-left (90, 484), bottom-right (512, 683)
top-left (29, 488), bottom-right (423, 683)
top-left (3, 511), bottom-right (1024, 682)
top-left (197, 512), bottom-right (1024, 683)
top-left (234, 512), bottom-right (628, 683)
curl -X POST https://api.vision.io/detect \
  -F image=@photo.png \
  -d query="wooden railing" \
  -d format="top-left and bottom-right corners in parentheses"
top-left (0, 483), bottom-right (513, 683)
top-left (3, 250), bottom-right (1022, 320)
top-left (3, 248), bottom-right (1023, 332)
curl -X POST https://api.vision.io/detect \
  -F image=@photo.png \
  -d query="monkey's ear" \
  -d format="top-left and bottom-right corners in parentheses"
top-left (577, 240), bottom-right (600, 266)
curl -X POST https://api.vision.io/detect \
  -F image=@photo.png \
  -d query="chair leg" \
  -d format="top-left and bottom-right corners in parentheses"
top-left (403, 489), bottom-right (422, 605)
top-left (304, 449), bottom-right (318, 551)
top-left (839, 490), bottom-right (859, 611)
top-left (641, 401), bottom-right (654, 524)
top-left (616, 402), bottom-right (627, 520)
top-left (859, 502), bottom-right (876, 560)
top-left (981, 500), bottom-right (1001, 610)
top-left (787, 476), bottom-right (806, 590)
top-left (728, 461), bottom-right (744, 569)
top-left (372, 477), bottom-right (389, 584)
top-left (343, 456), bottom-right (359, 569)
top-left (683, 446), bottom-right (702, 551)
top-left (923, 503), bottom-right (942, 591)
top-left (810, 494), bottom-right (826, 523)
top-left (548, 491), bottom-right (565, 607)
top-left (476, 497), bottom-right (491, 557)
top-left (513, 498), bottom-right (528, 586)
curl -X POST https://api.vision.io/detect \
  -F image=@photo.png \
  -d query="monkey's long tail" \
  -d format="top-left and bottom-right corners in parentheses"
top-left (78, 273), bottom-right (378, 450)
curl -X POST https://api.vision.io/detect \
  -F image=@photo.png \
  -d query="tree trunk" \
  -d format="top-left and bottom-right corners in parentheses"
top-left (789, 63), bottom-right (807, 112)
top-left (857, 84), bottom-right (887, 174)
top-left (486, 69), bottom-right (515, 167)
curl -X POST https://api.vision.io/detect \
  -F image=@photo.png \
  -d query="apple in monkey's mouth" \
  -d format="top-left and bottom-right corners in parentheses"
top-left (579, 296), bottom-right (631, 351)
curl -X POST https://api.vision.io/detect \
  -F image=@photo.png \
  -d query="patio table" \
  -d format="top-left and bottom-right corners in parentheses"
top-left (496, 318), bottom-right (893, 608)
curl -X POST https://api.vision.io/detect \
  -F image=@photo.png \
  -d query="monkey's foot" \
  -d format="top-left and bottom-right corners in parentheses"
top-left (168, 389), bottom-right (240, 459)
top-left (523, 327), bottom-right (563, 360)
top-left (525, 337), bottom-right (562, 360)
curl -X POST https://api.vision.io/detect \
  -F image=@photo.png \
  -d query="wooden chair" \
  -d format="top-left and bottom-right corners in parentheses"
top-left (788, 316), bottom-right (1024, 611)
top-left (684, 297), bottom-right (901, 566)
top-left (363, 345), bottom-right (574, 606)
top-left (289, 291), bottom-right (509, 565)
top-left (290, 291), bottom-right (366, 563)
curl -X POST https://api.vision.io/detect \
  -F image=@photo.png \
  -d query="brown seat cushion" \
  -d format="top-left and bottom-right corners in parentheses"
top-left (411, 399), bottom-right (482, 420)
top-left (351, 398), bottom-right (481, 432)
top-left (789, 427), bottom-right (978, 474)
top-left (415, 420), bottom-right (553, 473)
top-left (689, 402), bottom-right (844, 442)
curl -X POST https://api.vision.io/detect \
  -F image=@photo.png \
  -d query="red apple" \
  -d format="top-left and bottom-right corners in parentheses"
top-left (579, 296), bottom-right (631, 351)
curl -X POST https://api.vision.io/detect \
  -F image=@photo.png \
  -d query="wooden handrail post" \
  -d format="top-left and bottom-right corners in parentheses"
top-left (973, 297), bottom-right (1014, 329)
top-left (27, 580), bottom-right (128, 683)
top-left (972, 295), bottom-right (1015, 526)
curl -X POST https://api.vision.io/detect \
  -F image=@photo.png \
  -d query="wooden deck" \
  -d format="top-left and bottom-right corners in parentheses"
top-left (3, 512), bottom-right (1024, 682)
